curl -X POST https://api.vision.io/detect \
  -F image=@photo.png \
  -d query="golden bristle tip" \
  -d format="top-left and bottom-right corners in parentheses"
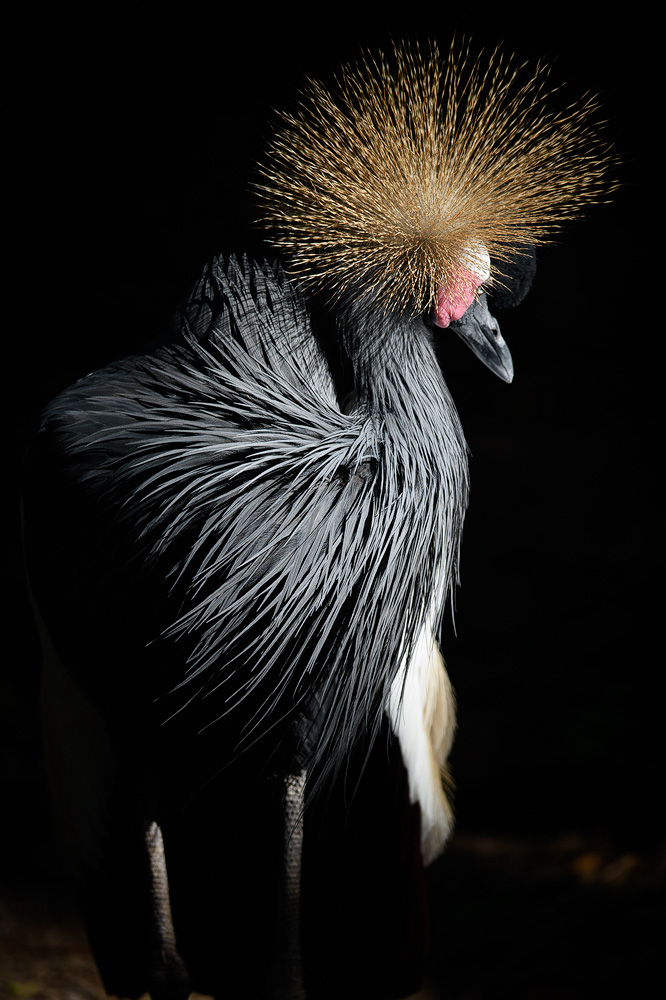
top-left (255, 40), bottom-right (616, 315)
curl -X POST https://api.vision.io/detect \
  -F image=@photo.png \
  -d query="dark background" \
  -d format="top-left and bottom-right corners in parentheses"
top-left (3, 2), bottom-right (660, 998)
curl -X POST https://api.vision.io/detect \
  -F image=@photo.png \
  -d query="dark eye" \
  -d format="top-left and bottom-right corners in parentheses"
top-left (488, 244), bottom-right (538, 311)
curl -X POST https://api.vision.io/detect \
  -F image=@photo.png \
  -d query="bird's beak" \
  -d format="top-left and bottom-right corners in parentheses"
top-left (449, 292), bottom-right (514, 383)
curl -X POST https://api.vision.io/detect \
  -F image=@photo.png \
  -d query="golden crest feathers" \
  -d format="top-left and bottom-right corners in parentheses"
top-left (255, 41), bottom-right (614, 314)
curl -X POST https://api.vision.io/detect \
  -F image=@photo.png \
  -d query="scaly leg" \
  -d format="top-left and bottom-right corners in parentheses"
top-left (270, 770), bottom-right (307, 1000)
top-left (143, 818), bottom-right (190, 1000)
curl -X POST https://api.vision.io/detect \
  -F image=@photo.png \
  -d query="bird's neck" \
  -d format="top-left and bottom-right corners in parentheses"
top-left (340, 301), bottom-right (470, 634)
top-left (341, 306), bottom-right (445, 417)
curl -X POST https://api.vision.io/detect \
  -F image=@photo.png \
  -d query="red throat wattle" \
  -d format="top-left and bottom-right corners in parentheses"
top-left (433, 265), bottom-right (485, 329)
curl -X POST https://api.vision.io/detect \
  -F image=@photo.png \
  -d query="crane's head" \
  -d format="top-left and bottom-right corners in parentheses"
top-left (255, 41), bottom-right (614, 376)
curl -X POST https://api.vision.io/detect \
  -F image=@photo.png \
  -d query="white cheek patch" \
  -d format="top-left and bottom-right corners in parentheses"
top-left (462, 243), bottom-right (491, 284)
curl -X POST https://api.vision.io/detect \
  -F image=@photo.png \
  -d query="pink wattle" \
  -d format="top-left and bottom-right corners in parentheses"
top-left (433, 266), bottom-right (483, 328)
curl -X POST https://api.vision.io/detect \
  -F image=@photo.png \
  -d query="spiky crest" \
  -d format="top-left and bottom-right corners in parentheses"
top-left (256, 40), bottom-right (614, 315)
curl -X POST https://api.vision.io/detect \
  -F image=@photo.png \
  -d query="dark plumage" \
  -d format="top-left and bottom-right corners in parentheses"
top-left (22, 41), bottom-right (612, 1000)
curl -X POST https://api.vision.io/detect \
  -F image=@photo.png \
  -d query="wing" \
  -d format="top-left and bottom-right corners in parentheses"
top-left (23, 257), bottom-right (428, 791)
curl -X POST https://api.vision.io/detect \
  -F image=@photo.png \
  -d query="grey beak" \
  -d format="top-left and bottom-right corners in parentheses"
top-left (449, 292), bottom-right (514, 383)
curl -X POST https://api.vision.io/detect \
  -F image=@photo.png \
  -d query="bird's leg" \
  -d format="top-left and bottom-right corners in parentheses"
top-left (270, 769), bottom-right (307, 1000)
top-left (143, 817), bottom-right (191, 1000)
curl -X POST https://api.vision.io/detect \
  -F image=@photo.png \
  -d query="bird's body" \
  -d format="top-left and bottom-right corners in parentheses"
top-left (22, 41), bottom-right (612, 1000)
top-left (24, 256), bottom-right (461, 997)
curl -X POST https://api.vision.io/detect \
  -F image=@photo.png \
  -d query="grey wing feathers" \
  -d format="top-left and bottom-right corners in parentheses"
top-left (29, 256), bottom-right (435, 788)
top-left (181, 256), bottom-right (337, 405)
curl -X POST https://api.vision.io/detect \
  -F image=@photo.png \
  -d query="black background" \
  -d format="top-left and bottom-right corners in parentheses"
top-left (3, 2), bottom-right (660, 997)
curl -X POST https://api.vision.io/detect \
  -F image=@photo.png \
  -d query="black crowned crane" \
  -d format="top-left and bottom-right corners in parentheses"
top-left (22, 41), bottom-right (611, 1000)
